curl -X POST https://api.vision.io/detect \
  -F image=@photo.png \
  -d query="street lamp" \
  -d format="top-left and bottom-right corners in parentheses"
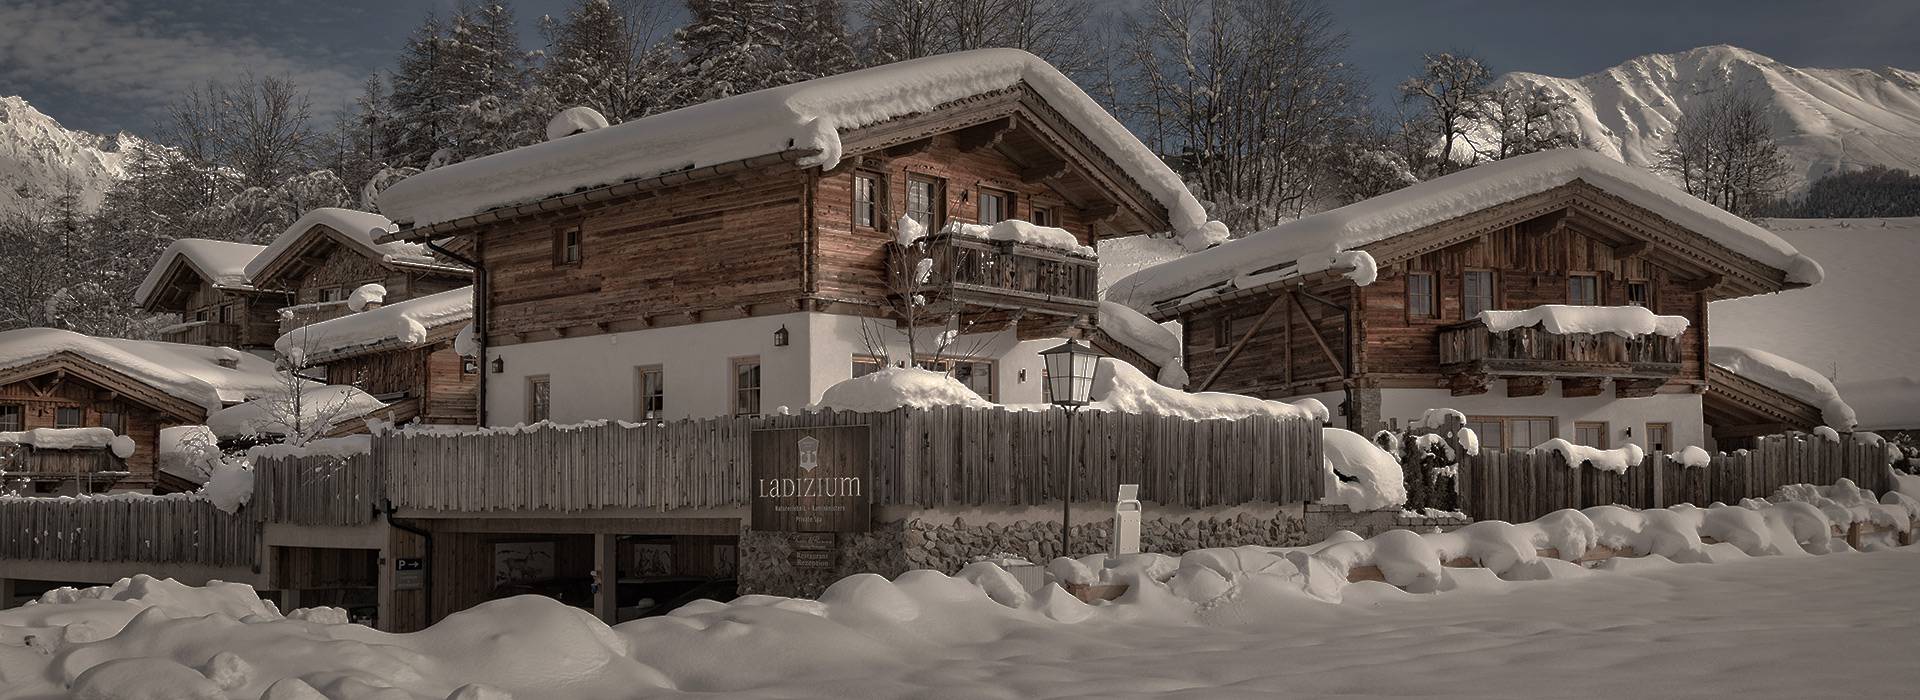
top-left (1039, 338), bottom-right (1103, 558)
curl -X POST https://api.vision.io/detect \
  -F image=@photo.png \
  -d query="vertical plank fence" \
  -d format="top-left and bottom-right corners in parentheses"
top-left (252, 451), bottom-right (383, 526)
top-left (0, 496), bottom-right (256, 567)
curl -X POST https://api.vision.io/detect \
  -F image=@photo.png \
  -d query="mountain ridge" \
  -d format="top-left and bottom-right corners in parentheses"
top-left (0, 95), bottom-right (145, 217)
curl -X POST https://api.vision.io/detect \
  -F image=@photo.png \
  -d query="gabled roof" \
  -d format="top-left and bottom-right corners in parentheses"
top-left (1109, 150), bottom-right (1824, 316)
top-left (377, 49), bottom-right (1224, 251)
top-left (276, 286), bottom-right (473, 365)
top-left (0, 328), bottom-right (285, 413)
top-left (245, 208), bottom-right (467, 288)
top-left (133, 239), bottom-right (268, 310)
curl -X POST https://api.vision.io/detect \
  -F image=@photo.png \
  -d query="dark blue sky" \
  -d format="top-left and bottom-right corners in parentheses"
top-left (4, 0), bottom-right (1917, 138)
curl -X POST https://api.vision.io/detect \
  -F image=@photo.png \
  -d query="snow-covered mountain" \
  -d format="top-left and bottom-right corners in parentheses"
top-left (0, 95), bottom-right (143, 215)
top-left (1495, 45), bottom-right (1920, 193)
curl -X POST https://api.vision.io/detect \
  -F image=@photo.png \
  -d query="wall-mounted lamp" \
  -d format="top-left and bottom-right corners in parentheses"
top-left (1624, 425), bottom-right (1634, 438)
top-left (1018, 368), bottom-right (1028, 382)
top-left (490, 357), bottom-right (505, 374)
top-left (773, 325), bottom-right (790, 347)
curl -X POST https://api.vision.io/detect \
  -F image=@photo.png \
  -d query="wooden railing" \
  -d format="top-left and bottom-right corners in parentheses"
top-left (0, 496), bottom-right (257, 567)
top-left (278, 300), bottom-right (354, 334)
top-left (1438, 322), bottom-right (1682, 378)
top-left (159, 321), bottom-right (239, 347)
top-left (1455, 433), bottom-right (1895, 524)
top-left (895, 232), bottom-right (1100, 317)
top-left (0, 444), bottom-right (125, 478)
top-left (252, 451), bottom-right (382, 527)
top-left (382, 406), bottom-right (1323, 513)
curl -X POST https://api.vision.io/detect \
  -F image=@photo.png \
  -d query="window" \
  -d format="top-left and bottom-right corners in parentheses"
top-left (1626, 280), bottom-right (1652, 307)
top-left (1406, 271), bottom-right (1437, 319)
top-left (1468, 415), bottom-right (1558, 450)
top-left (554, 226), bottom-right (583, 266)
top-left (526, 376), bottom-right (551, 423)
top-left (906, 176), bottom-right (943, 228)
top-left (0, 404), bottom-right (21, 431)
top-left (853, 173), bottom-right (882, 228)
top-left (218, 305), bottom-right (232, 324)
top-left (1574, 421), bottom-right (1610, 449)
top-left (1031, 206), bottom-right (1053, 227)
top-left (851, 356), bottom-right (888, 378)
top-left (1214, 316), bottom-right (1257, 349)
top-left (1646, 423), bottom-right (1671, 453)
top-left (1465, 418), bottom-right (1504, 450)
top-left (319, 288), bottom-right (340, 303)
top-left (637, 366), bottom-right (665, 421)
top-left (55, 407), bottom-right (83, 429)
top-left (942, 359), bottom-right (995, 401)
top-left (732, 358), bottom-right (762, 416)
top-left (978, 189), bottom-right (1012, 224)
top-left (1462, 270), bottom-right (1496, 319)
top-left (1567, 274), bottom-right (1600, 306)
top-left (98, 410), bottom-right (124, 434)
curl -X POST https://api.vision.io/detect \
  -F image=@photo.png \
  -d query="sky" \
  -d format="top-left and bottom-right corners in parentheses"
top-left (3, 0), bottom-right (1918, 138)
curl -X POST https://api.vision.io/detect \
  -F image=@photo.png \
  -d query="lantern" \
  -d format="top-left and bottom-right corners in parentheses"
top-left (1038, 339), bottom-right (1102, 407)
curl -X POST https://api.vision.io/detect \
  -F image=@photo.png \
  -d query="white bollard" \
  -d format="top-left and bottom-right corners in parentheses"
top-left (1112, 484), bottom-right (1141, 556)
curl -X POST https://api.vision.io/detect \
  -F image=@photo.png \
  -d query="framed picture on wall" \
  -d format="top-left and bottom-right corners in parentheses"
top-left (493, 541), bottom-right (556, 586)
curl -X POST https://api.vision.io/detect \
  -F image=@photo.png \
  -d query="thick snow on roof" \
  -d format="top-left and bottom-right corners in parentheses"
top-left (276, 286), bottom-right (473, 363)
top-left (244, 207), bottom-right (444, 281)
top-left (206, 384), bottom-right (388, 439)
top-left (1709, 345), bottom-right (1857, 430)
top-left (1095, 301), bottom-right (1187, 386)
top-left (380, 49), bottom-right (1224, 250)
top-left (0, 328), bottom-right (282, 411)
top-left (1710, 218), bottom-right (1920, 430)
top-left (1109, 149), bottom-right (1824, 313)
top-left (0, 427), bottom-right (135, 457)
top-left (1479, 304), bottom-right (1689, 337)
top-left (813, 367), bottom-right (994, 412)
top-left (1097, 234), bottom-right (1187, 295)
top-left (132, 238), bottom-right (266, 304)
top-left (1088, 359), bottom-right (1316, 421)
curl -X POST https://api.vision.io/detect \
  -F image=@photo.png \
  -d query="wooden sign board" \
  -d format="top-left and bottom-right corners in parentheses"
top-left (791, 549), bottom-right (836, 569)
top-left (751, 425), bottom-right (870, 532)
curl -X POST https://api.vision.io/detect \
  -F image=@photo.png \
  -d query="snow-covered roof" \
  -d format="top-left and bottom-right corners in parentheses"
top-left (1109, 149), bottom-right (1824, 314)
top-left (1708, 345), bottom-right (1856, 430)
top-left (379, 49), bottom-right (1224, 251)
top-left (206, 385), bottom-right (388, 439)
top-left (275, 286), bottom-right (473, 364)
top-left (1710, 218), bottom-right (1920, 430)
top-left (244, 208), bottom-right (457, 283)
top-left (0, 328), bottom-right (283, 412)
top-left (132, 239), bottom-right (267, 306)
top-left (0, 427), bottom-right (135, 458)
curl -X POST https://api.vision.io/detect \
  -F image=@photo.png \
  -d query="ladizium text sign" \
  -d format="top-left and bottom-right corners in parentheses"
top-left (751, 425), bottom-right (870, 532)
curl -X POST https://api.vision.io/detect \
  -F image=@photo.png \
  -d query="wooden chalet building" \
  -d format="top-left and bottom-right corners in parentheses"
top-left (375, 49), bottom-right (1218, 424)
top-left (134, 239), bottom-right (287, 351)
top-left (1109, 150), bottom-right (1831, 451)
top-left (246, 208), bottom-right (471, 333)
top-left (0, 328), bottom-right (282, 493)
top-left (271, 286), bottom-right (479, 426)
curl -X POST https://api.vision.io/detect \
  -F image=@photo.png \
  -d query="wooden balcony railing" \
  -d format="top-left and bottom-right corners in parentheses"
top-left (278, 300), bottom-right (354, 334)
top-left (0, 445), bottom-right (127, 479)
top-left (159, 321), bottom-right (239, 347)
top-left (1438, 321), bottom-right (1683, 379)
top-left (893, 231), bottom-right (1099, 317)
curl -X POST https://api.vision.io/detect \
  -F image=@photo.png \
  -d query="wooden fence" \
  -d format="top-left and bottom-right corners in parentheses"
top-left (252, 452), bottom-right (382, 527)
top-left (0, 496), bottom-right (256, 568)
top-left (382, 407), bottom-right (1323, 512)
top-left (1458, 433), bottom-right (1894, 524)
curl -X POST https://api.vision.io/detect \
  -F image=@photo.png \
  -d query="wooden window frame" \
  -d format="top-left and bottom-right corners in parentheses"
top-left (0, 404), bottom-right (22, 432)
top-left (731, 356), bottom-right (762, 417)
top-left (1405, 270), bottom-right (1438, 322)
top-left (636, 365), bottom-right (665, 421)
top-left (553, 225), bottom-right (583, 267)
top-left (852, 171), bottom-right (887, 230)
top-left (1213, 314), bottom-right (1254, 352)
top-left (98, 409), bottom-right (124, 434)
top-left (1574, 421), bottom-right (1610, 449)
top-left (1461, 269), bottom-right (1498, 320)
top-left (54, 406), bottom-right (83, 429)
top-left (920, 356), bottom-right (997, 403)
top-left (851, 355), bottom-right (889, 378)
top-left (526, 375), bottom-right (551, 423)
top-left (1645, 422), bottom-right (1672, 453)
top-left (1567, 272), bottom-right (1601, 306)
top-left (906, 175), bottom-right (945, 229)
top-left (1625, 279), bottom-right (1653, 307)
top-left (978, 187), bottom-right (1014, 225)
top-left (1031, 205), bottom-right (1053, 227)
top-left (1467, 415), bottom-right (1560, 450)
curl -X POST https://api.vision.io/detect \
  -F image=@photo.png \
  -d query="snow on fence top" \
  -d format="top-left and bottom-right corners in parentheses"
top-left (275, 286), bottom-right (473, 363)
top-left (132, 238), bottom-right (267, 305)
top-left (0, 328), bottom-right (283, 411)
top-left (1109, 149), bottom-right (1825, 314)
top-left (940, 220), bottom-right (1093, 256)
top-left (243, 208), bottom-right (448, 281)
top-left (1709, 345), bottom-right (1857, 429)
top-left (379, 49), bottom-right (1227, 251)
top-left (1477, 304), bottom-right (1689, 337)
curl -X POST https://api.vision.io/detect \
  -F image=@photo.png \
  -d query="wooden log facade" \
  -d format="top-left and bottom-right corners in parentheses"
top-left (1455, 433), bottom-right (1894, 524)
top-left (0, 496), bottom-right (256, 568)
top-left (0, 359), bottom-right (200, 493)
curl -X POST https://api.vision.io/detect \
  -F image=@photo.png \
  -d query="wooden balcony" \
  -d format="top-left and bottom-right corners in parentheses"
top-left (0, 445), bottom-right (128, 485)
top-left (1438, 320), bottom-right (1682, 396)
top-left (278, 300), bottom-right (354, 334)
top-left (159, 320), bottom-right (239, 347)
top-left (891, 231), bottom-right (1099, 328)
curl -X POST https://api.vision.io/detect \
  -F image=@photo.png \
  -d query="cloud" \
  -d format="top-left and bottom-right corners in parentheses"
top-left (0, 0), bottom-right (365, 133)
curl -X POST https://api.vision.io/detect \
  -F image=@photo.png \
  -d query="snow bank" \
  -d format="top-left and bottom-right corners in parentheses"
top-left (1086, 359), bottom-right (1314, 421)
top-left (380, 49), bottom-right (1225, 251)
top-left (1323, 427), bottom-right (1407, 511)
top-left (244, 207), bottom-right (449, 282)
top-left (0, 328), bottom-right (283, 411)
top-left (1109, 149), bottom-right (1823, 313)
top-left (1767, 478), bottom-right (1918, 535)
top-left (1709, 345), bottom-right (1857, 429)
top-left (1095, 301), bottom-right (1186, 387)
top-left (275, 286), bottom-right (473, 363)
top-left (942, 220), bottom-right (1093, 256)
top-left (1532, 437), bottom-right (1646, 473)
top-left (1478, 304), bottom-right (1689, 337)
top-left (131, 238), bottom-right (266, 306)
top-left (205, 385), bottom-right (387, 439)
top-left (812, 367), bottom-right (993, 412)
top-left (158, 425), bottom-right (219, 484)
top-left (546, 106), bottom-right (609, 141)
top-left (246, 435), bottom-right (373, 461)
top-left (198, 460), bottom-right (253, 514)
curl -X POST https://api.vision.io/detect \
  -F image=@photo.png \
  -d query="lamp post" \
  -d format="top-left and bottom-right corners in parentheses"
top-left (1039, 338), bottom-right (1103, 559)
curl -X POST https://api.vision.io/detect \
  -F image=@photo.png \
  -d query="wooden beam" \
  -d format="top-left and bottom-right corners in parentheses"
top-left (1081, 201), bottom-right (1120, 225)
top-left (1561, 377), bottom-right (1605, 398)
top-left (1019, 157), bottom-right (1070, 184)
top-left (1195, 292), bottom-right (1290, 392)
top-left (1614, 378), bottom-right (1664, 398)
top-left (1613, 240), bottom-right (1649, 259)
top-left (1288, 291), bottom-right (1346, 378)
top-left (955, 118), bottom-right (1015, 152)
top-left (1449, 373), bottom-right (1491, 396)
top-left (884, 138), bottom-right (933, 158)
top-left (1507, 376), bottom-right (1549, 397)
top-left (1682, 272), bottom-right (1723, 293)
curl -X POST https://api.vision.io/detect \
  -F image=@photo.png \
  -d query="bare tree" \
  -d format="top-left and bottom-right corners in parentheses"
top-left (1398, 52), bottom-right (1494, 177)
top-left (1478, 84), bottom-right (1583, 161)
top-left (1658, 90), bottom-right (1791, 216)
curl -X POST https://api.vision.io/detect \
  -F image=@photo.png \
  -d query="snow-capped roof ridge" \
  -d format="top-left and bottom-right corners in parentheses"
top-left (379, 49), bottom-right (1225, 251)
top-left (1109, 149), bottom-right (1823, 314)
top-left (132, 238), bottom-right (269, 306)
top-left (276, 285), bottom-right (474, 363)
top-left (245, 207), bottom-right (452, 283)
top-left (0, 327), bottom-right (283, 412)
top-left (1708, 345), bottom-right (1857, 430)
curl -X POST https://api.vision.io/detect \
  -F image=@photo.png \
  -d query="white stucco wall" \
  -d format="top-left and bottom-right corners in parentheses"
top-left (1296, 382), bottom-right (1705, 450)
top-left (485, 312), bottom-right (1058, 424)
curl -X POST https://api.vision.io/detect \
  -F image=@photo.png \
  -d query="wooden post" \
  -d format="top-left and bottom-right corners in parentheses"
top-left (593, 533), bottom-right (618, 624)
top-left (0, 577), bottom-right (16, 610)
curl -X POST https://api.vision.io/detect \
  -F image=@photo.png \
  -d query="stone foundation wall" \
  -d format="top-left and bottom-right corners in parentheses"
top-left (740, 504), bottom-right (1469, 598)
